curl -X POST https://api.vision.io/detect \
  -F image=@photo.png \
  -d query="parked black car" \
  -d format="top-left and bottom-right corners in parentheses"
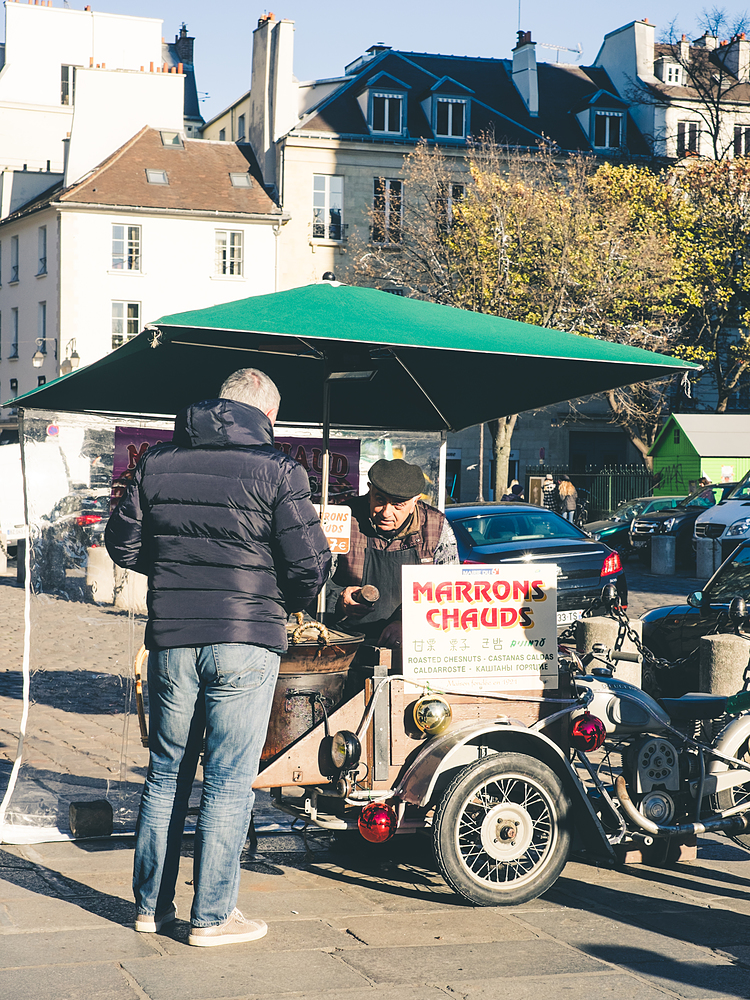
top-left (629, 483), bottom-right (738, 566)
top-left (641, 539), bottom-right (750, 695)
top-left (444, 502), bottom-right (627, 626)
top-left (584, 495), bottom-right (683, 558)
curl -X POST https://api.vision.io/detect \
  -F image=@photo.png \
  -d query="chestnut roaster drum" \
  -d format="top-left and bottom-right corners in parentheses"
top-left (260, 616), bottom-right (365, 764)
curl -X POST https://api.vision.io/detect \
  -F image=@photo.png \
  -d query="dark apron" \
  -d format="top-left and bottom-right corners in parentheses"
top-left (355, 541), bottom-right (421, 644)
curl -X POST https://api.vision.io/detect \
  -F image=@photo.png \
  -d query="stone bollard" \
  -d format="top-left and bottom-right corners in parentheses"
top-left (699, 633), bottom-right (750, 696)
top-left (696, 537), bottom-right (721, 581)
top-left (576, 615), bottom-right (643, 688)
top-left (113, 566), bottom-right (148, 615)
top-left (651, 535), bottom-right (675, 576)
top-left (86, 546), bottom-right (115, 603)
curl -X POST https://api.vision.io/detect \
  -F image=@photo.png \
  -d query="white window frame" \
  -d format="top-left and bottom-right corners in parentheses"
top-left (677, 120), bottom-right (700, 157)
top-left (10, 235), bottom-right (18, 283)
top-left (371, 92), bottom-right (403, 134)
top-left (215, 230), bottom-right (243, 276)
top-left (37, 226), bottom-right (47, 276)
top-left (438, 182), bottom-right (465, 231)
top-left (372, 178), bottom-right (403, 244)
top-left (592, 111), bottom-right (623, 149)
top-left (666, 64), bottom-right (682, 84)
top-left (312, 175), bottom-right (345, 241)
top-left (111, 301), bottom-right (141, 350)
top-left (10, 307), bottom-right (18, 359)
top-left (145, 169), bottom-right (169, 185)
top-left (735, 124), bottom-right (750, 157)
top-left (435, 98), bottom-right (467, 139)
top-left (111, 224), bottom-right (141, 271)
top-left (38, 301), bottom-right (47, 354)
top-left (61, 65), bottom-right (75, 106)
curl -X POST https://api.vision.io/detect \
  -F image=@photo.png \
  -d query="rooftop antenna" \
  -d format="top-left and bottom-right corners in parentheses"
top-left (537, 41), bottom-right (584, 63)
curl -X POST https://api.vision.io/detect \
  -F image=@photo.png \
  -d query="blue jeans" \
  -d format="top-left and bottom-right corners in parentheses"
top-left (133, 643), bottom-right (280, 927)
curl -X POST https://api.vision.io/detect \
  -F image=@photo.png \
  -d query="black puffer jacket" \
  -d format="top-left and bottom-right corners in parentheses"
top-left (105, 399), bottom-right (331, 652)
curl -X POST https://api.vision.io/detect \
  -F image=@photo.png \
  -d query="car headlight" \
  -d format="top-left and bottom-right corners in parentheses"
top-left (727, 518), bottom-right (750, 537)
top-left (662, 517), bottom-right (676, 532)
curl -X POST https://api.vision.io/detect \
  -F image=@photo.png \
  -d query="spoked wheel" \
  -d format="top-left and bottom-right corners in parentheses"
top-left (433, 752), bottom-right (571, 906)
top-left (714, 735), bottom-right (750, 851)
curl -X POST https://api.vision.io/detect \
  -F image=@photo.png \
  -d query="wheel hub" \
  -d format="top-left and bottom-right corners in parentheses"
top-left (481, 803), bottom-right (534, 861)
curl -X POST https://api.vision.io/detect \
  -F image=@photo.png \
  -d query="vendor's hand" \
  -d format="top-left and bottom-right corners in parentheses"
top-left (338, 586), bottom-right (371, 617)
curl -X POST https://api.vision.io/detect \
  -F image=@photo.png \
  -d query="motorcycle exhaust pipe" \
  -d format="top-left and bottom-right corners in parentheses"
top-left (615, 775), bottom-right (750, 839)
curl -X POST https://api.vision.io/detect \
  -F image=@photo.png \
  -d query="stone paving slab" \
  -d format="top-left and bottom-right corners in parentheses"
top-left (339, 909), bottom-right (539, 947)
top-left (335, 939), bottom-right (607, 984)
top-left (0, 924), bottom-right (157, 967)
top-left (450, 973), bottom-right (681, 1000)
top-left (622, 958), bottom-right (750, 999)
top-left (0, 964), bottom-right (141, 1000)
top-left (122, 948), bottom-right (371, 1000)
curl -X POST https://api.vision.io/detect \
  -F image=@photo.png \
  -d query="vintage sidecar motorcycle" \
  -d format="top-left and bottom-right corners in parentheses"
top-left (135, 599), bottom-right (750, 907)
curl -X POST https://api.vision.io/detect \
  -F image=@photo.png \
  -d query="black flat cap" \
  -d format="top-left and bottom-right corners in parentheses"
top-left (368, 459), bottom-right (426, 501)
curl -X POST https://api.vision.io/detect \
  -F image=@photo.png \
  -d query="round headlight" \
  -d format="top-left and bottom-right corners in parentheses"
top-left (358, 801), bottom-right (397, 843)
top-left (331, 730), bottom-right (361, 771)
top-left (413, 695), bottom-right (452, 736)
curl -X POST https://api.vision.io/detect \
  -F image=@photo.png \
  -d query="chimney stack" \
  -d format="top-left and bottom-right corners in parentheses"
top-left (512, 30), bottom-right (538, 117)
top-left (174, 23), bottom-right (194, 65)
top-left (724, 33), bottom-right (750, 81)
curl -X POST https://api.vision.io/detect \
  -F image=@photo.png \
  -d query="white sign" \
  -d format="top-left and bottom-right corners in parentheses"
top-left (314, 504), bottom-right (352, 555)
top-left (402, 564), bottom-right (558, 692)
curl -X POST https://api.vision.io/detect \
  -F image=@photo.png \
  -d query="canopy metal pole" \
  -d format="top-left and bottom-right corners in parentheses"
top-left (317, 377), bottom-right (331, 616)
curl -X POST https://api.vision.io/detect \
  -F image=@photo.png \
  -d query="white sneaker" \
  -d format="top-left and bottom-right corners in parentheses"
top-left (135, 902), bottom-right (177, 933)
top-left (188, 908), bottom-right (268, 947)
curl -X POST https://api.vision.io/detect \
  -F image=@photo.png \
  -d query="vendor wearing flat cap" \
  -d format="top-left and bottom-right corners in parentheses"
top-left (329, 458), bottom-right (458, 643)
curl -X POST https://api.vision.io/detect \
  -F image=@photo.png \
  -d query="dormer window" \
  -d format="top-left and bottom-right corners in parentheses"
top-left (372, 93), bottom-right (402, 133)
top-left (593, 112), bottom-right (623, 149)
top-left (666, 64), bottom-right (683, 84)
top-left (358, 72), bottom-right (409, 136)
top-left (435, 99), bottom-right (466, 138)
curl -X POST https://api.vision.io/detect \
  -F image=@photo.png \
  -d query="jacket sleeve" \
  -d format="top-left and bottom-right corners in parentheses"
top-left (104, 464), bottom-right (150, 575)
top-left (271, 460), bottom-right (332, 612)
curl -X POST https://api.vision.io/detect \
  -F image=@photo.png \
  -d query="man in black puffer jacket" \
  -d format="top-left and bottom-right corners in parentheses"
top-left (105, 368), bottom-right (330, 948)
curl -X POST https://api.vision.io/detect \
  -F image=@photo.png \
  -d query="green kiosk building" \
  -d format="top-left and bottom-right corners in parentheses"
top-left (650, 414), bottom-right (750, 495)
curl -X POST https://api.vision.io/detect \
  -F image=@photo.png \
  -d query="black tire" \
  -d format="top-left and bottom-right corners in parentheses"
top-left (714, 734), bottom-right (750, 851)
top-left (432, 752), bottom-right (571, 906)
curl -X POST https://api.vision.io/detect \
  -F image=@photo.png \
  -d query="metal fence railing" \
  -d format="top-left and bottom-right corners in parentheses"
top-left (526, 465), bottom-right (654, 521)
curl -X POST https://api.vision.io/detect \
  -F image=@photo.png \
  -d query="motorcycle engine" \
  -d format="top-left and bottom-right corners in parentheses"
top-left (631, 735), bottom-right (681, 826)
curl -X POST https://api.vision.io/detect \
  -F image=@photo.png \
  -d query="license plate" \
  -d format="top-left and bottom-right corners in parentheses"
top-left (557, 609), bottom-right (583, 625)
top-left (633, 540), bottom-right (648, 547)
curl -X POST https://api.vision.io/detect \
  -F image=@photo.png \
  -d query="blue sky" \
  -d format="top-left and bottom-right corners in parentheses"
top-left (3, 2), bottom-right (744, 118)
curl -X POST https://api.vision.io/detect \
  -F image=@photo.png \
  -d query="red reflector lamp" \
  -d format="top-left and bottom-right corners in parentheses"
top-left (601, 551), bottom-right (622, 577)
top-left (571, 713), bottom-right (607, 752)
top-left (358, 801), bottom-right (397, 843)
top-left (76, 514), bottom-right (103, 526)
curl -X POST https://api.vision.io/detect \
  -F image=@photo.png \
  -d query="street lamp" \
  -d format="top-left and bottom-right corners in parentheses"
top-left (60, 339), bottom-right (80, 376)
top-left (31, 337), bottom-right (57, 368)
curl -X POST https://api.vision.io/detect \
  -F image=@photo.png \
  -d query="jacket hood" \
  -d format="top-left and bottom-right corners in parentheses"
top-left (172, 398), bottom-right (274, 449)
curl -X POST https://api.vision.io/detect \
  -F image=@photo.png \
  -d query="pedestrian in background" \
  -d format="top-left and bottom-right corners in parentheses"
top-left (542, 474), bottom-right (558, 512)
top-left (557, 475), bottom-right (578, 522)
top-left (105, 368), bottom-right (331, 948)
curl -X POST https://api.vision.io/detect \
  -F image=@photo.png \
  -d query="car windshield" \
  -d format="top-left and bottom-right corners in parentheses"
top-left (610, 499), bottom-right (650, 521)
top-left (684, 486), bottom-right (724, 509)
top-left (707, 546), bottom-right (750, 603)
top-left (729, 469), bottom-right (750, 499)
top-left (455, 510), bottom-right (584, 545)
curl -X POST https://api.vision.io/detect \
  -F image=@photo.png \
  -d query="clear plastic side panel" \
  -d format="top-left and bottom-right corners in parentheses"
top-left (0, 409), bottom-right (188, 843)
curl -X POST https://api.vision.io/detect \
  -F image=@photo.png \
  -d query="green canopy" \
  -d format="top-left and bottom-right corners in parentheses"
top-left (11, 283), bottom-right (698, 431)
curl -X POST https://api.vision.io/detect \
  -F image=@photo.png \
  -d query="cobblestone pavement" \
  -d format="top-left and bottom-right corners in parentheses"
top-left (3, 562), bottom-right (750, 998)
